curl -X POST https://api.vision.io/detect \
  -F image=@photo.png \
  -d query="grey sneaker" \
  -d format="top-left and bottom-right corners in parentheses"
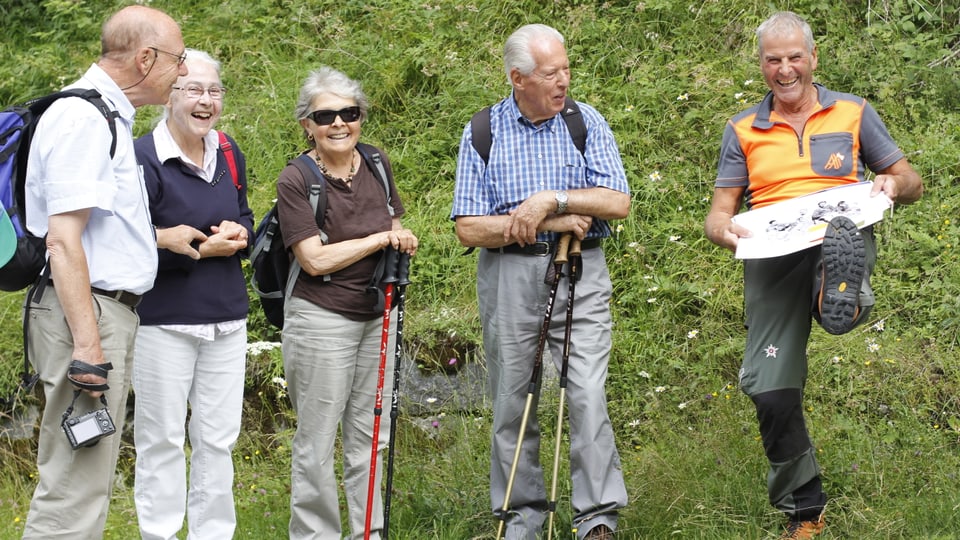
top-left (818, 216), bottom-right (866, 335)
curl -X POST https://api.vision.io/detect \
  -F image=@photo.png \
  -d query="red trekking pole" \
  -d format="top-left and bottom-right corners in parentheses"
top-left (365, 247), bottom-right (400, 539)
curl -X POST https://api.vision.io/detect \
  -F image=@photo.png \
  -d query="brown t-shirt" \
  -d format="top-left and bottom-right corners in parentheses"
top-left (276, 147), bottom-right (405, 321)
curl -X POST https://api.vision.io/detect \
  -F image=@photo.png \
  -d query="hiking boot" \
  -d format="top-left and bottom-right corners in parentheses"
top-left (584, 524), bottom-right (613, 540)
top-left (779, 515), bottom-right (825, 539)
top-left (818, 215), bottom-right (865, 335)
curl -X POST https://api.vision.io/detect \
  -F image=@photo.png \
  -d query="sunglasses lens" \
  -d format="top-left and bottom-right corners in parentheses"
top-left (309, 107), bottom-right (361, 125)
top-left (339, 107), bottom-right (361, 122)
top-left (311, 111), bottom-right (337, 125)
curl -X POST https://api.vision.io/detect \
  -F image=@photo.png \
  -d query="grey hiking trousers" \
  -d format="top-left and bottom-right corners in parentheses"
top-left (477, 245), bottom-right (627, 539)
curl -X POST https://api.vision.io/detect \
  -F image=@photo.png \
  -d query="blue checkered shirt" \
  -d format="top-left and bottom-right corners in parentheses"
top-left (451, 93), bottom-right (629, 242)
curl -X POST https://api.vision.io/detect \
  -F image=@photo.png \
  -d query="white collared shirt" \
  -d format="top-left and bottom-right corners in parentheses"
top-left (25, 64), bottom-right (158, 295)
top-left (153, 119), bottom-right (220, 182)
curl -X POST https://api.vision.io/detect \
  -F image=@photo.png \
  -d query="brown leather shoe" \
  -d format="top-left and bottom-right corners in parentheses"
top-left (779, 514), bottom-right (825, 539)
top-left (585, 524), bottom-right (613, 540)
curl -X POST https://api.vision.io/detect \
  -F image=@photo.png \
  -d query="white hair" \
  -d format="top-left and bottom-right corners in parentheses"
top-left (503, 24), bottom-right (565, 83)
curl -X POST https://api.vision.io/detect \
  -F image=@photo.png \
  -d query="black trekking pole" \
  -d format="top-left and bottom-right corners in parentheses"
top-left (495, 234), bottom-right (572, 540)
top-left (365, 247), bottom-right (400, 540)
top-left (546, 238), bottom-right (581, 540)
top-left (382, 251), bottom-right (410, 540)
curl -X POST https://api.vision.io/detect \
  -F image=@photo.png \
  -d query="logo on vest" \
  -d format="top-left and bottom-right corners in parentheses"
top-left (824, 152), bottom-right (846, 171)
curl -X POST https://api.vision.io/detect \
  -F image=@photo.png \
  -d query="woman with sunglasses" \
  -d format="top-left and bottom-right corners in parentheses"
top-left (276, 66), bottom-right (417, 540)
top-left (132, 49), bottom-right (253, 540)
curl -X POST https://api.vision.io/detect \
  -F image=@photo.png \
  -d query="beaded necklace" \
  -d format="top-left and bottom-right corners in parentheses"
top-left (314, 150), bottom-right (357, 184)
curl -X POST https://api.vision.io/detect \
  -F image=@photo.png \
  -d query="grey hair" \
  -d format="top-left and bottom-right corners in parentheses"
top-left (503, 24), bottom-right (565, 83)
top-left (183, 48), bottom-right (221, 74)
top-left (294, 66), bottom-right (369, 144)
top-left (756, 11), bottom-right (815, 55)
top-left (162, 48), bottom-right (222, 122)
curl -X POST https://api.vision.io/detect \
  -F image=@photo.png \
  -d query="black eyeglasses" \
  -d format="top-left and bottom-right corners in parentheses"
top-left (150, 47), bottom-right (187, 66)
top-left (306, 106), bottom-right (362, 126)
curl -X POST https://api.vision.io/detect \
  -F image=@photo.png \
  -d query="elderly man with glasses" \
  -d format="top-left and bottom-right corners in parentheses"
top-left (20, 6), bottom-right (204, 539)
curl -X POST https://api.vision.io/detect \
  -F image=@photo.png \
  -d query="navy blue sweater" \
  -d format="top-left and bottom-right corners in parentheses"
top-left (134, 131), bottom-right (254, 325)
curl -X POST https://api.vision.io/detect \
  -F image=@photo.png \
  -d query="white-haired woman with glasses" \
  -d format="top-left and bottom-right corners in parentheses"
top-left (276, 66), bottom-right (417, 539)
top-left (132, 48), bottom-right (253, 540)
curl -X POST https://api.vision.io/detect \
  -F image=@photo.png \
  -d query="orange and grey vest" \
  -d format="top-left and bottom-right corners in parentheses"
top-left (715, 83), bottom-right (904, 210)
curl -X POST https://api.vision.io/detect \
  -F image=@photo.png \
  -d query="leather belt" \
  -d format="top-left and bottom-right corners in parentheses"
top-left (48, 279), bottom-right (141, 309)
top-left (487, 237), bottom-right (602, 256)
top-left (91, 287), bottom-right (142, 309)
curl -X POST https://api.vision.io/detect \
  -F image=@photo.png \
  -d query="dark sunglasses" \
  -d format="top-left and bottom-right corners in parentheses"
top-left (306, 106), bottom-right (362, 125)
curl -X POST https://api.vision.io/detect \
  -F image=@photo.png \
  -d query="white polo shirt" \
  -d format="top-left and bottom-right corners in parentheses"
top-left (25, 63), bottom-right (157, 295)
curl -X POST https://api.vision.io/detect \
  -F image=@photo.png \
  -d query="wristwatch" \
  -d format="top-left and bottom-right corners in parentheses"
top-left (555, 190), bottom-right (568, 214)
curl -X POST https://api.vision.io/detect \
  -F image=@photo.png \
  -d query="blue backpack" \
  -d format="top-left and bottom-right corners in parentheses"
top-left (0, 88), bottom-right (117, 291)
top-left (0, 89), bottom-right (118, 415)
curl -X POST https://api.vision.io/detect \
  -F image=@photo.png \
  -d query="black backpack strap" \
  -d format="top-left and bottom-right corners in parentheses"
top-left (463, 107), bottom-right (494, 256)
top-left (355, 142), bottom-right (401, 311)
top-left (469, 106), bottom-right (493, 165)
top-left (356, 142), bottom-right (394, 217)
top-left (57, 89), bottom-right (119, 158)
top-left (560, 97), bottom-right (587, 159)
top-left (15, 90), bottom-right (119, 218)
top-left (289, 154), bottom-right (328, 231)
top-left (469, 99), bottom-right (585, 165)
top-left (289, 154), bottom-right (331, 283)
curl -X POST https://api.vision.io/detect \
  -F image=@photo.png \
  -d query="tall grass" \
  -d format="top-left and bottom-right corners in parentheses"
top-left (2, 0), bottom-right (960, 538)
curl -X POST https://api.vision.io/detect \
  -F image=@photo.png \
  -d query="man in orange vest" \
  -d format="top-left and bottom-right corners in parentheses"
top-left (704, 10), bottom-right (923, 540)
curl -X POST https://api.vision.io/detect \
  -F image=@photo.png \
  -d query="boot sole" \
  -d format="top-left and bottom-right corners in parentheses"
top-left (819, 216), bottom-right (865, 335)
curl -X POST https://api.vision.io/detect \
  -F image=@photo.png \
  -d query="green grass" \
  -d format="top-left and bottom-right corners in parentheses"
top-left (2, 0), bottom-right (960, 538)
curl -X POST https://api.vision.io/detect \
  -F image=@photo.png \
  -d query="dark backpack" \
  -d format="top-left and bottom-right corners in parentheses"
top-left (470, 96), bottom-right (586, 164)
top-left (0, 88), bottom-right (118, 291)
top-left (250, 142), bottom-right (393, 328)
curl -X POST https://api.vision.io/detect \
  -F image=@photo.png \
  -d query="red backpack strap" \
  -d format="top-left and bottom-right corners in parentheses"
top-left (218, 130), bottom-right (240, 190)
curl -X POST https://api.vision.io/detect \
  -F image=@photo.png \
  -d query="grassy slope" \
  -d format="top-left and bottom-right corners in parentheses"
top-left (2, 0), bottom-right (960, 537)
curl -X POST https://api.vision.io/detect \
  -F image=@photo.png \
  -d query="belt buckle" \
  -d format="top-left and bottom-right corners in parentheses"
top-left (530, 241), bottom-right (551, 256)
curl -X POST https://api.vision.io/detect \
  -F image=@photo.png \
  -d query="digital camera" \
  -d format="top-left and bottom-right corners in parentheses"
top-left (61, 397), bottom-right (116, 450)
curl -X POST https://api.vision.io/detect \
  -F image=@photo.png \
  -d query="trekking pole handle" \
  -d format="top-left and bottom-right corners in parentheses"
top-left (568, 237), bottom-right (581, 258)
top-left (553, 234), bottom-right (572, 265)
top-left (382, 246), bottom-right (400, 284)
top-left (397, 252), bottom-right (411, 287)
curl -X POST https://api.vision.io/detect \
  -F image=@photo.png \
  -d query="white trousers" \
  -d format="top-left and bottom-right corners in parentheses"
top-left (283, 297), bottom-right (397, 540)
top-left (133, 324), bottom-right (247, 540)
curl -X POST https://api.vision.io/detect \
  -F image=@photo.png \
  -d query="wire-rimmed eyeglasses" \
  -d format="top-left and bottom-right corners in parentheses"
top-left (172, 85), bottom-right (227, 100)
top-left (150, 46), bottom-right (187, 66)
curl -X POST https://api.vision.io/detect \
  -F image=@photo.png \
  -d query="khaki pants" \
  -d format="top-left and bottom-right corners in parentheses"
top-left (22, 285), bottom-right (139, 540)
top-left (282, 297), bottom-right (396, 540)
